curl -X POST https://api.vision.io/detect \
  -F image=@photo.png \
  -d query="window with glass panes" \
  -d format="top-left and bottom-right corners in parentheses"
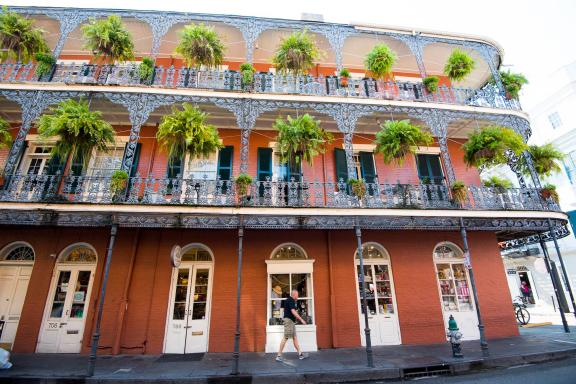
top-left (87, 145), bottom-right (124, 177)
top-left (548, 112), bottom-right (562, 129)
top-left (433, 244), bottom-right (473, 312)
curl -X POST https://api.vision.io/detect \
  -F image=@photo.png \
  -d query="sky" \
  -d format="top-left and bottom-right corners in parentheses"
top-left (9, 0), bottom-right (576, 110)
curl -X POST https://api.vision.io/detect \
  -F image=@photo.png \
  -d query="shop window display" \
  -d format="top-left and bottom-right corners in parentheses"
top-left (434, 243), bottom-right (473, 312)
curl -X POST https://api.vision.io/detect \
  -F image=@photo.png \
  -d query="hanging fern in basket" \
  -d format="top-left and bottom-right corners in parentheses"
top-left (374, 119), bottom-right (433, 165)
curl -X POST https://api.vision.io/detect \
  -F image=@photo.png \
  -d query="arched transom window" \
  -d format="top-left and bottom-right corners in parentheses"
top-left (1, 243), bottom-right (34, 262)
top-left (60, 245), bottom-right (97, 263)
top-left (181, 246), bottom-right (213, 262)
top-left (433, 242), bottom-right (472, 312)
top-left (355, 243), bottom-right (389, 261)
top-left (270, 244), bottom-right (307, 260)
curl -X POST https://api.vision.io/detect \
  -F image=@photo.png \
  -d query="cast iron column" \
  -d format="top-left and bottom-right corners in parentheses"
top-left (546, 219), bottom-right (576, 319)
top-left (87, 223), bottom-right (118, 377)
top-left (540, 239), bottom-right (570, 332)
top-left (355, 223), bottom-right (374, 368)
top-left (459, 218), bottom-right (489, 356)
top-left (232, 217), bottom-right (244, 375)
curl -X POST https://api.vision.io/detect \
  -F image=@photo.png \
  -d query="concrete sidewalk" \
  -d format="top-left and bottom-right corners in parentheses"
top-left (2, 326), bottom-right (576, 383)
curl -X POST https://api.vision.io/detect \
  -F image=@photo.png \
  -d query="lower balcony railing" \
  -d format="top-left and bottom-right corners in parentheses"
top-left (0, 173), bottom-right (558, 212)
top-left (0, 62), bottom-right (521, 110)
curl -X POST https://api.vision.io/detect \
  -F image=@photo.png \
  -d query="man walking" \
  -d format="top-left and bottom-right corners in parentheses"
top-left (276, 289), bottom-right (308, 361)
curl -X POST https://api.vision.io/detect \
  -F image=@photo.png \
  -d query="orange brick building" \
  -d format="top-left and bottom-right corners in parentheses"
top-left (0, 6), bottom-right (569, 357)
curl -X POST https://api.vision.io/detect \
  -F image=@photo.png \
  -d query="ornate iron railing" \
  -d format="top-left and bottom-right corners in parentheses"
top-left (0, 62), bottom-right (521, 110)
top-left (1, 173), bottom-right (557, 211)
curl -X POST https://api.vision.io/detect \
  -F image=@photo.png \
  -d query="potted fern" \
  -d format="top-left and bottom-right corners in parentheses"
top-left (109, 169), bottom-right (129, 202)
top-left (444, 49), bottom-right (475, 82)
top-left (240, 62), bottom-right (255, 91)
top-left (274, 113), bottom-right (333, 166)
top-left (82, 15), bottom-right (135, 64)
top-left (348, 178), bottom-right (367, 202)
top-left (138, 57), bottom-right (155, 84)
top-left (450, 180), bottom-right (467, 206)
top-left (496, 70), bottom-right (528, 100)
top-left (0, 6), bottom-right (49, 63)
top-left (423, 76), bottom-right (439, 93)
top-left (156, 103), bottom-right (223, 179)
top-left (462, 126), bottom-right (527, 169)
top-left (482, 175), bottom-right (512, 193)
top-left (37, 98), bottom-right (116, 170)
top-left (272, 29), bottom-right (321, 76)
top-left (520, 144), bottom-right (564, 177)
top-left (540, 183), bottom-right (559, 203)
top-left (375, 119), bottom-right (433, 165)
top-left (364, 44), bottom-right (397, 80)
top-left (34, 52), bottom-right (55, 80)
top-left (234, 173), bottom-right (253, 205)
top-left (339, 68), bottom-right (350, 87)
top-left (176, 23), bottom-right (225, 70)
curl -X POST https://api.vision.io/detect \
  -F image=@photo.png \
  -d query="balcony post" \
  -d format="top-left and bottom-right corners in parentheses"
top-left (459, 217), bottom-right (489, 357)
top-left (87, 222), bottom-right (119, 376)
top-left (343, 131), bottom-right (358, 179)
top-left (354, 223), bottom-right (374, 368)
top-left (505, 150), bottom-right (528, 190)
top-left (49, 12), bottom-right (92, 59)
top-left (539, 238), bottom-right (570, 332)
top-left (232, 216), bottom-right (244, 375)
top-left (399, 34), bottom-right (427, 78)
top-left (547, 218), bottom-right (576, 319)
top-left (419, 112), bottom-right (455, 185)
top-left (476, 44), bottom-right (506, 96)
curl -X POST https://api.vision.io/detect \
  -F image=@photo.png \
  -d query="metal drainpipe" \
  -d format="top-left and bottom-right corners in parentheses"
top-left (355, 223), bottom-right (374, 368)
top-left (87, 223), bottom-right (119, 377)
top-left (547, 218), bottom-right (576, 319)
top-left (458, 218), bottom-right (489, 357)
top-left (540, 239), bottom-right (570, 333)
top-left (232, 216), bottom-right (244, 375)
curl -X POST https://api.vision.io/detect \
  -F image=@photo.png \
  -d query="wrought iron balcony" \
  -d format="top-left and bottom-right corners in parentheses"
top-left (0, 62), bottom-right (521, 111)
top-left (0, 173), bottom-right (557, 212)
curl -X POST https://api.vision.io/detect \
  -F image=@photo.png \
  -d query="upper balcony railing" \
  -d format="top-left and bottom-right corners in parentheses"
top-left (0, 62), bottom-right (521, 111)
top-left (1, 173), bottom-right (557, 212)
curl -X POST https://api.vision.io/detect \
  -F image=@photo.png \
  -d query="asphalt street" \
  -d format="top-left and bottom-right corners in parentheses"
top-left (367, 356), bottom-right (576, 383)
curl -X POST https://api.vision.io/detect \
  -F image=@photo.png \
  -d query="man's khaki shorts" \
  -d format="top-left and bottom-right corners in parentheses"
top-left (283, 318), bottom-right (296, 339)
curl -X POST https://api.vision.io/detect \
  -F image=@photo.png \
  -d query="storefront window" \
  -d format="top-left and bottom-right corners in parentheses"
top-left (434, 243), bottom-right (473, 312)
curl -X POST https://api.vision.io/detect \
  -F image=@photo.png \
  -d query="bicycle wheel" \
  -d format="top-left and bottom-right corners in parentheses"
top-left (516, 308), bottom-right (530, 325)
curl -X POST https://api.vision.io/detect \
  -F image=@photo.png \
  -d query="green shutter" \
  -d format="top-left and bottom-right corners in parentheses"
top-left (359, 152), bottom-right (376, 184)
top-left (70, 152), bottom-right (85, 176)
top-left (257, 147), bottom-right (273, 181)
top-left (127, 143), bottom-right (142, 178)
top-left (416, 154), bottom-right (444, 184)
top-left (45, 154), bottom-right (67, 176)
top-left (217, 146), bottom-right (233, 181)
top-left (166, 155), bottom-right (183, 179)
top-left (334, 148), bottom-right (348, 183)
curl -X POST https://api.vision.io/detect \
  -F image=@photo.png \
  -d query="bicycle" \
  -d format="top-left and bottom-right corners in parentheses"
top-left (513, 296), bottom-right (530, 325)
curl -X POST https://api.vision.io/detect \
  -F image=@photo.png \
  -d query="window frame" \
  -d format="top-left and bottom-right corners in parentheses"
top-left (432, 242), bottom-right (475, 313)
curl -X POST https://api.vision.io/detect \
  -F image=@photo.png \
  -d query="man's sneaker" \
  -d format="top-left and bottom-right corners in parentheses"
top-left (298, 353), bottom-right (309, 360)
top-left (275, 355), bottom-right (283, 362)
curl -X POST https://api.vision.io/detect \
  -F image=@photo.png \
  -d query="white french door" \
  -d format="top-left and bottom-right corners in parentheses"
top-left (0, 265), bottom-right (32, 349)
top-left (355, 262), bottom-right (401, 345)
top-left (36, 266), bottom-right (95, 353)
top-left (164, 264), bottom-right (212, 354)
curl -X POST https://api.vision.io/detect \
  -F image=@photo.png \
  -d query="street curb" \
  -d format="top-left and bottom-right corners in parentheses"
top-left (2, 347), bottom-right (576, 384)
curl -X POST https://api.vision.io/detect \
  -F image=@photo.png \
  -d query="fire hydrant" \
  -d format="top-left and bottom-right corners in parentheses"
top-left (447, 315), bottom-right (463, 358)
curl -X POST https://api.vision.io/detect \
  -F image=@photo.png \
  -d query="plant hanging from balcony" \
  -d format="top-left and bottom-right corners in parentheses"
top-left (34, 52), bottom-right (55, 79)
top-left (348, 178), bottom-right (367, 200)
top-left (450, 180), bottom-right (467, 205)
top-left (493, 70), bottom-right (528, 100)
top-left (274, 113), bottom-right (333, 166)
top-left (423, 76), bottom-right (439, 93)
top-left (235, 173), bottom-right (253, 198)
top-left (462, 126), bottom-right (526, 170)
top-left (138, 57), bottom-right (155, 84)
top-left (0, 6), bottom-right (49, 63)
top-left (82, 15), bottom-right (135, 63)
top-left (520, 144), bottom-right (564, 177)
top-left (156, 103), bottom-right (223, 165)
top-left (175, 23), bottom-right (225, 69)
top-left (482, 175), bottom-right (512, 192)
top-left (240, 63), bottom-right (255, 90)
top-left (374, 119), bottom-right (433, 165)
top-left (109, 169), bottom-right (129, 201)
top-left (37, 98), bottom-right (116, 167)
top-left (364, 44), bottom-right (397, 80)
top-left (444, 49), bottom-right (475, 82)
top-left (0, 116), bottom-right (12, 149)
top-left (272, 29), bottom-right (321, 76)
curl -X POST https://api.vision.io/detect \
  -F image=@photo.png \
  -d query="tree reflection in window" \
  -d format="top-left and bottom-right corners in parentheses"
top-left (181, 247), bottom-right (212, 262)
top-left (271, 244), bottom-right (306, 260)
top-left (61, 246), bottom-right (97, 263)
